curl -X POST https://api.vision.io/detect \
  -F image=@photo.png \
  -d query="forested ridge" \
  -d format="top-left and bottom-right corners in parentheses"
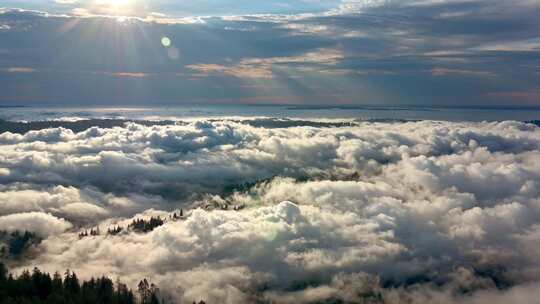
top-left (0, 262), bottom-right (205, 304)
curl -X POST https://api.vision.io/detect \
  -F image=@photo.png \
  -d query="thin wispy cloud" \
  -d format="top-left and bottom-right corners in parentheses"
top-left (3, 67), bottom-right (36, 73)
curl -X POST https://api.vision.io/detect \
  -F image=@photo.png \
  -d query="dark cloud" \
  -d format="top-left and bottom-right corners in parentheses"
top-left (0, 1), bottom-right (539, 106)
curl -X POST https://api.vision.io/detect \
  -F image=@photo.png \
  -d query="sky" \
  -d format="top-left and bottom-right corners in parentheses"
top-left (0, 0), bottom-right (539, 106)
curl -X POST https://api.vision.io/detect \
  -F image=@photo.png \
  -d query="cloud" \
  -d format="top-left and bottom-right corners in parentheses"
top-left (1, 1), bottom-right (540, 105)
top-left (0, 118), bottom-right (539, 302)
top-left (330, 0), bottom-right (394, 14)
top-left (187, 48), bottom-right (343, 79)
top-left (0, 212), bottom-right (72, 237)
top-left (100, 72), bottom-right (149, 78)
top-left (187, 63), bottom-right (274, 79)
top-left (3, 67), bottom-right (35, 73)
top-left (0, 119), bottom-right (538, 199)
top-left (1, 0), bottom-right (540, 298)
top-left (0, 185), bottom-right (135, 224)
top-left (431, 67), bottom-right (497, 77)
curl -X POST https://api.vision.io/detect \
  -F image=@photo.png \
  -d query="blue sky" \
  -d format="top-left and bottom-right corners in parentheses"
top-left (0, 0), bottom-right (539, 106)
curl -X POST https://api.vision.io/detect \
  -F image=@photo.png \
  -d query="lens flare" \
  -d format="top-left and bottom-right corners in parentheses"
top-left (167, 48), bottom-right (180, 60)
top-left (161, 37), bottom-right (171, 47)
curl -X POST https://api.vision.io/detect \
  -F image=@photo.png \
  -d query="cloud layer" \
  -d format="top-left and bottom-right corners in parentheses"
top-left (1, 119), bottom-right (540, 303)
top-left (1, 0), bottom-right (539, 105)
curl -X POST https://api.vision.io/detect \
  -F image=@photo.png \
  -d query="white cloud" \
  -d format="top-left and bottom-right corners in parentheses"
top-left (1, 119), bottom-right (540, 302)
top-left (0, 212), bottom-right (72, 237)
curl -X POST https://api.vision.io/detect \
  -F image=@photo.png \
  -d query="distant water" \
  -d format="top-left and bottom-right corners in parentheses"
top-left (1, 104), bottom-right (540, 122)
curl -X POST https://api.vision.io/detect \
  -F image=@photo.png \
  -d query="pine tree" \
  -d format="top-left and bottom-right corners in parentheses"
top-left (149, 293), bottom-right (160, 304)
top-left (0, 262), bottom-right (137, 304)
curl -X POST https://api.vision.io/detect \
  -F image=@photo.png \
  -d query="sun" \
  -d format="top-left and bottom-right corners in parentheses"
top-left (94, 0), bottom-right (132, 15)
top-left (109, 0), bottom-right (130, 9)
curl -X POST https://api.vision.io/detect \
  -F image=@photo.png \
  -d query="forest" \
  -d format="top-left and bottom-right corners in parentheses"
top-left (0, 262), bottom-right (137, 304)
top-left (0, 262), bottom-right (209, 304)
top-left (0, 218), bottom-right (212, 304)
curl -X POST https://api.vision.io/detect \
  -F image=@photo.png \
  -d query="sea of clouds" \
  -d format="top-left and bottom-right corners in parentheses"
top-left (1, 118), bottom-right (540, 303)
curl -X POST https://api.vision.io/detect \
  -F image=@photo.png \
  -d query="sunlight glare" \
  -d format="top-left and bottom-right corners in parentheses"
top-left (109, 0), bottom-right (130, 9)
top-left (94, 0), bottom-right (132, 15)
